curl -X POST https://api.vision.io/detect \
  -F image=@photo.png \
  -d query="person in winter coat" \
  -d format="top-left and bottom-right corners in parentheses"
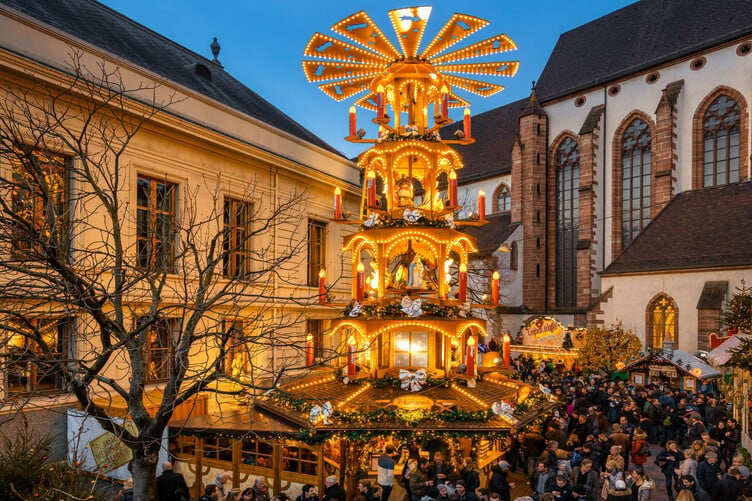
top-left (199, 485), bottom-right (220, 501)
top-left (630, 430), bottom-right (649, 470)
top-left (548, 473), bottom-right (574, 501)
top-left (408, 458), bottom-right (433, 501)
top-left (571, 459), bottom-right (599, 495)
top-left (676, 450), bottom-right (698, 481)
top-left (606, 480), bottom-right (631, 501)
top-left (531, 461), bottom-right (557, 501)
top-left (630, 470), bottom-right (654, 501)
top-left (323, 475), bottom-right (346, 501)
top-left (490, 460), bottom-right (515, 501)
top-left (461, 457), bottom-right (480, 494)
top-left (657, 441), bottom-right (682, 501)
top-left (712, 467), bottom-right (744, 501)
top-left (455, 480), bottom-right (478, 501)
top-left (696, 451), bottom-right (721, 495)
top-left (679, 475), bottom-right (710, 501)
top-left (115, 478), bottom-right (134, 501)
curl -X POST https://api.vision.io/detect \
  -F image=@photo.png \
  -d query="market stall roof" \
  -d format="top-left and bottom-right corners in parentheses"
top-left (624, 349), bottom-right (721, 379)
top-left (172, 408), bottom-right (299, 436)
top-left (256, 369), bottom-right (554, 433)
top-left (707, 334), bottom-right (752, 367)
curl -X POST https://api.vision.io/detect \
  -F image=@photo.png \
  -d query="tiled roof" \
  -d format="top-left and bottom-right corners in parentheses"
top-left (536, 0), bottom-right (752, 103)
top-left (602, 182), bottom-right (752, 275)
top-left (464, 212), bottom-right (518, 256)
top-left (0, 0), bottom-right (342, 156)
top-left (441, 99), bottom-right (526, 184)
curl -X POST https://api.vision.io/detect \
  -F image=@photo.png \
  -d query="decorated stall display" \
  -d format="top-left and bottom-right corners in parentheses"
top-left (511, 316), bottom-right (586, 367)
top-left (624, 343), bottom-right (720, 391)
top-left (169, 7), bottom-right (554, 500)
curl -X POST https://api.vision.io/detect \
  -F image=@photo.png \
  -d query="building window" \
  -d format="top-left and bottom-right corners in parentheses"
top-left (703, 95), bottom-right (741, 187)
top-left (647, 295), bottom-right (677, 349)
top-left (141, 316), bottom-right (178, 383)
top-left (509, 241), bottom-right (518, 270)
top-left (137, 177), bottom-right (176, 272)
top-left (306, 319), bottom-right (325, 360)
top-left (6, 318), bottom-right (72, 395)
top-left (494, 184), bottom-right (511, 212)
top-left (307, 219), bottom-right (326, 287)
top-left (223, 198), bottom-right (253, 278)
top-left (555, 137), bottom-right (580, 308)
top-left (621, 118), bottom-right (652, 248)
top-left (10, 150), bottom-right (69, 256)
top-left (394, 331), bottom-right (428, 367)
top-left (222, 320), bottom-right (247, 378)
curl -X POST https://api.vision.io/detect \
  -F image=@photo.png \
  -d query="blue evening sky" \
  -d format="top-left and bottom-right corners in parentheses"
top-left (99, 1), bottom-right (635, 159)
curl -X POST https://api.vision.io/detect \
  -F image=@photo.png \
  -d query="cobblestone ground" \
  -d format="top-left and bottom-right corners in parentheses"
top-left (507, 445), bottom-right (669, 501)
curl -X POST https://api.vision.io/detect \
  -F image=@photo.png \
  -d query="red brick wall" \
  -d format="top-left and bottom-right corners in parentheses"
top-left (516, 112), bottom-right (548, 311)
top-left (578, 125), bottom-right (599, 308)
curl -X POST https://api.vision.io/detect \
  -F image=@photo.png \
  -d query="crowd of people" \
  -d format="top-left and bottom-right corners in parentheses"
top-left (116, 358), bottom-right (750, 501)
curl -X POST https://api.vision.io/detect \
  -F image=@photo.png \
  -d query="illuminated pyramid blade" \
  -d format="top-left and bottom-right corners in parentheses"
top-left (435, 61), bottom-right (520, 78)
top-left (447, 93), bottom-right (471, 108)
top-left (303, 33), bottom-right (389, 64)
top-left (388, 6), bottom-right (432, 58)
top-left (302, 60), bottom-right (381, 83)
top-left (354, 93), bottom-right (378, 111)
top-left (331, 11), bottom-right (401, 60)
top-left (444, 74), bottom-right (505, 97)
top-left (318, 75), bottom-right (373, 101)
top-left (430, 34), bottom-right (517, 64)
top-left (420, 13), bottom-right (489, 60)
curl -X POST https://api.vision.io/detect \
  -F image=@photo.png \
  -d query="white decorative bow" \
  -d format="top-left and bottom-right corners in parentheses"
top-left (349, 301), bottom-right (362, 317)
top-left (401, 296), bottom-right (423, 317)
top-left (492, 400), bottom-right (518, 423)
top-left (403, 208), bottom-right (422, 223)
top-left (364, 213), bottom-right (379, 228)
top-left (309, 401), bottom-right (333, 425)
top-left (444, 214), bottom-right (456, 229)
top-left (399, 368), bottom-right (427, 392)
top-left (538, 383), bottom-right (552, 395)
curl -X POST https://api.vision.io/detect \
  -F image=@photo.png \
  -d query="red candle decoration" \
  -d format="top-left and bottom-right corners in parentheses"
top-left (347, 335), bottom-right (357, 376)
top-left (333, 187), bottom-right (342, 219)
top-left (466, 335), bottom-right (476, 378)
top-left (463, 107), bottom-right (471, 138)
top-left (376, 85), bottom-right (385, 118)
top-left (306, 334), bottom-right (315, 366)
top-left (356, 262), bottom-right (365, 301)
top-left (492, 271), bottom-right (500, 306)
top-left (478, 189), bottom-right (486, 221)
top-left (366, 171), bottom-right (376, 208)
top-left (502, 333), bottom-right (511, 368)
top-left (440, 85), bottom-right (449, 120)
top-left (458, 263), bottom-right (467, 302)
top-left (318, 269), bottom-right (326, 304)
top-left (349, 105), bottom-right (356, 137)
top-left (449, 170), bottom-right (457, 207)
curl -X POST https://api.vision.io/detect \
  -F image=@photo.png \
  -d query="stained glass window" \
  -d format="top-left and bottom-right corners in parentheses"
top-left (621, 118), bottom-right (652, 248)
top-left (650, 296), bottom-right (676, 349)
top-left (555, 137), bottom-right (579, 307)
top-left (703, 95), bottom-right (741, 187)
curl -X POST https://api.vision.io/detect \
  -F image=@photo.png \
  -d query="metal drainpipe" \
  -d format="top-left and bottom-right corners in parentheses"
top-left (602, 85), bottom-right (608, 271)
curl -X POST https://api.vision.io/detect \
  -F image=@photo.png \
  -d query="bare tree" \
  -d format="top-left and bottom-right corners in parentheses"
top-left (0, 51), bottom-right (331, 499)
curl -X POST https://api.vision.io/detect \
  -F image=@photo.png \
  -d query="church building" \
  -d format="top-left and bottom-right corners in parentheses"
top-left (449, 0), bottom-right (752, 353)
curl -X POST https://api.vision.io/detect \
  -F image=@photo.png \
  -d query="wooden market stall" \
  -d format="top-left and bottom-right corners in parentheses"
top-left (623, 344), bottom-right (720, 392)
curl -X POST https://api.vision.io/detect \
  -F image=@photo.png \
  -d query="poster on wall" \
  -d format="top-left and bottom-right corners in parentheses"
top-left (519, 316), bottom-right (587, 349)
top-left (67, 409), bottom-right (168, 480)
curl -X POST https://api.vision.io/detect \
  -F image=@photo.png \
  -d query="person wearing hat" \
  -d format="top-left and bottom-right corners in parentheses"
top-left (606, 480), bottom-right (631, 501)
top-left (435, 484), bottom-right (450, 501)
top-left (490, 460), bottom-right (515, 501)
top-left (455, 480), bottom-right (478, 501)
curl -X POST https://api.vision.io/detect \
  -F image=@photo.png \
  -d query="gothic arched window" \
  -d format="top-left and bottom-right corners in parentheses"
top-left (703, 95), bottom-right (741, 187)
top-left (647, 295), bottom-right (677, 349)
top-left (555, 137), bottom-right (579, 308)
top-left (495, 184), bottom-right (510, 212)
top-left (509, 241), bottom-right (518, 270)
top-left (621, 118), bottom-right (652, 247)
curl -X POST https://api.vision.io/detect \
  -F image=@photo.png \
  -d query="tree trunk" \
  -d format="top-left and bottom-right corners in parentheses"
top-left (131, 446), bottom-right (160, 501)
